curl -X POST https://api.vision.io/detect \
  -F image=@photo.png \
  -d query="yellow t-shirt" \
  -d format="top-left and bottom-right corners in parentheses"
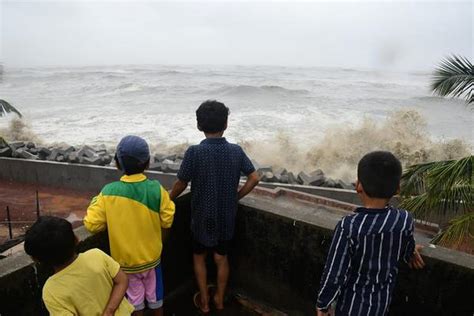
top-left (42, 249), bottom-right (134, 316)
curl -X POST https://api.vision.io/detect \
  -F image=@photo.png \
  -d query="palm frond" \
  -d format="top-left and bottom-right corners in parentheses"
top-left (0, 99), bottom-right (22, 118)
top-left (400, 156), bottom-right (473, 246)
top-left (432, 212), bottom-right (474, 249)
top-left (431, 55), bottom-right (474, 104)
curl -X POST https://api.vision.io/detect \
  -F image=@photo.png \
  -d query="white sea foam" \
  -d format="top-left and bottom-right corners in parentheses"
top-left (0, 65), bottom-right (472, 181)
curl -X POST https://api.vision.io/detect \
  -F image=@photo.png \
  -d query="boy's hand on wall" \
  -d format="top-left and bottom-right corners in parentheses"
top-left (408, 244), bottom-right (425, 269)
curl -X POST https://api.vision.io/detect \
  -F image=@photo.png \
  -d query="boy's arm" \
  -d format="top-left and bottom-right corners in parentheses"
top-left (316, 219), bottom-right (352, 313)
top-left (403, 216), bottom-right (425, 269)
top-left (170, 147), bottom-right (193, 201)
top-left (102, 269), bottom-right (129, 316)
top-left (83, 193), bottom-right (107, 234)
top-left (238, 171), bottom-right (260, 200)
top-left (159, 186), bottom-right (176, 228)
top-left (170, 179), bottom-right (189, 201)
top-left (238, 149), bottom-right (259, 200)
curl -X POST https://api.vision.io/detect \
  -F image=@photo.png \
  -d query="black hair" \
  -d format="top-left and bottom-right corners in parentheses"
top-left (196, 100), bottom-right (229, 133)
top-left (357, 151), bottom-right (402, 199)
top-left (24, 216), bottom-right (76, 267)
top-left (114, 155), bottom-right (149, 175)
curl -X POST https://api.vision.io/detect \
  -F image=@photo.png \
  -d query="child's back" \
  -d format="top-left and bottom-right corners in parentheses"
top-left (178, 138), bottom-right (255, 244)
top-left (316, 151), bottom-right (424, 316)
top-left (318, 206), bottom-right (414, 315)
top-left (43, 249), bottom-right (134, 315)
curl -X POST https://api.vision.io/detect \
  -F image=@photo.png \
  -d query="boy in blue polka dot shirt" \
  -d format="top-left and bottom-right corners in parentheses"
top-left (170, 100), bottom-right (260, 313)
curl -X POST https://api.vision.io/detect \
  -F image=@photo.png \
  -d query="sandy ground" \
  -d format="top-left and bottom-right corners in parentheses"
top-left (0, 180), bottom-right (95, 244)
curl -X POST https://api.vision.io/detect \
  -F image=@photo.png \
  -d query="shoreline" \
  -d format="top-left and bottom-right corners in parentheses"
top-left (0, 139), bottom-right (355, 190)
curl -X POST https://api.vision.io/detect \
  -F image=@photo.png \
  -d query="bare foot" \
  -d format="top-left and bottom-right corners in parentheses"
top-left (213, 294), bottom-right (224, 310)
top-left (193, 292), bottom-right (210, 314)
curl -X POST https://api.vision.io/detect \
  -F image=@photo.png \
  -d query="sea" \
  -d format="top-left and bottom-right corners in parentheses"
top-left (0, 65), bottom-right (472, 180)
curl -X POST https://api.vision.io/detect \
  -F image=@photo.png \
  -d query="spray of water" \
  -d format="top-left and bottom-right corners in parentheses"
top-left (0, 118), bottom-right (41, 143)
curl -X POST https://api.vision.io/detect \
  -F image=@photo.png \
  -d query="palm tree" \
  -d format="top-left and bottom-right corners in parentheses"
top-left (400, 55), bottom-right (473, 251)
top-left (0, 99), bottom-right (22, 118)
top-left (431, 55), bottom-right (473, 104)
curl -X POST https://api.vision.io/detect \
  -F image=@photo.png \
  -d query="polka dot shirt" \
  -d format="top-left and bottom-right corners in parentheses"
top-left (177, 137), bottom-right (255, 247)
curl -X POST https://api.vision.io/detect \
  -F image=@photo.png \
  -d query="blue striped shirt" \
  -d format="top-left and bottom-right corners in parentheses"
top-left (317, 206), bottom-right (415, 316)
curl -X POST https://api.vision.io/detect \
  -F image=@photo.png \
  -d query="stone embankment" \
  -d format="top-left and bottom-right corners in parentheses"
top-left (0, 140), bottom-right (354, 190)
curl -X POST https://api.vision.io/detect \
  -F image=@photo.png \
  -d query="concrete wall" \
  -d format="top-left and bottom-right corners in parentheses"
top-left (231, 200), bottom-right (474, 315)
top-left (0, 157), bottom-right (177, 191)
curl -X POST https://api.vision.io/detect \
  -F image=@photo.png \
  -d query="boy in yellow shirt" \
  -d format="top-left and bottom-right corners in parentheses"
top-left (24, 216), bottom-right (133, 316)
top-left (84, 135), bottom-right (175, 316)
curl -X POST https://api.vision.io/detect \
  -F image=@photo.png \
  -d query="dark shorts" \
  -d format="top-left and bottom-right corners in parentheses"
top-left (192, 239), bottom-right (230, 256)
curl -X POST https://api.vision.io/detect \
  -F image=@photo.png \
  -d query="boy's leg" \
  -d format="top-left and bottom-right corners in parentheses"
top-left (213, 241), bottom-right (230, 309)
top-left (143, 265), bottom-right (164, 316)
top-left (193, 240), bottom-right (209, 312)
top-left (127, 273), bottom-right (146, 316)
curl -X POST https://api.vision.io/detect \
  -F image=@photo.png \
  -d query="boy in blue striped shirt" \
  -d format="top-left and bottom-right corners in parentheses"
top-left (316, 151), bottom-right (425, 316)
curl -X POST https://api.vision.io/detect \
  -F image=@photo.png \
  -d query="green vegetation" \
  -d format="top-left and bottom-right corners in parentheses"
top-left (0, 99), bottom-right (22, 118)
top-left (400, 55), bottom-right (473, 250)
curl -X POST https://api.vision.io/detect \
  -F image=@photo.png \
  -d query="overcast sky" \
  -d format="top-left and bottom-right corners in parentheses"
top-left (1, 1), bottom-right (472, 70)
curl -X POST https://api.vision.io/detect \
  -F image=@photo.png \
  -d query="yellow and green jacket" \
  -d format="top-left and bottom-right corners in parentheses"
top-left (84, 173), bottom-right (175, 273)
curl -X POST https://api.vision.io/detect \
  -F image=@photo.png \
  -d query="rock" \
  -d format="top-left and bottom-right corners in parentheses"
top-left (154, 153), bottom-right (166, 162)
top-left (322, 178), bottom-right (336, 188)
top-left (9, 141), bottom-right (26, 150)
top-left (297, 171), bottom-right (311, 185)
top-left (163, 154), bottom-right (177, 161)
top-left (335, 179), bottom-right (354, 190)
top-left (68, 152), bottom-right (80, 163)
top-left (280, 175), bottom-right (289, 184)
top-left (273, 167), bottom-right (287, 177)
top-left (56, 155), bottom-right (65, 162)
top-left (177, 153), bottom-right (185, 160)
top-left (47, 149), bottom-right (61, 161)
top-left (37, 147), bottom-right (52, 159)
top-left (0, 137), bottom-right (9, 148)
top-left (308, 169), bottom-right (325, 186)
top-left (28, 147), bottom-right (39, 155)
top-left (82, 156), bottom-right (102, 166)
top-left (26, 142), bottom-right (36, 149)
top-left (101, 155), bottom-right (112, 165)
top-left (95, 144), bottom-right (107, 152)
top-left (77, 146), bottom-right (96, 158)
top-left (257, 165), bottom-right (273, 174)
top-left (149, 162), bottom-right (162, 171)
top-left (262, 172), bottom-right (277, 182)
top-left (161, 160), bottom-right (180, 173)
top-left (15, 148), bottom-right (38, 160)
top-left (287, 172), bottom-right (297, 184)
top-left (0, 147), bottom-right (12, 157)
top-left (60, 146), bottom-right (75, 155)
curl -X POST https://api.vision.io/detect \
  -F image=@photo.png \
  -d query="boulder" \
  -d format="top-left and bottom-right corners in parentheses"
top-left (82, 156), bottom-right (102, 166)
top-left (26, 142), bottom-right (36, 149)
top-left (68, 153), bottom-right (80, 163)
top-left (154, 153), bottom-right (166, 162)
top-left (257, 165), bottom-right (273, 174)
top-left (287, 172), bottom-right (297, 184)
top-left (322, 178), bottom-right (336, 188)
top-left (0, 137), bottom-right (9, 148)
top-left (149, 162), bottom-right (163, 171)
top-left (9, 141), bottom-right (26, 150)
top-left (335, 179), bottom-right (354, 190)
top-left (37, 147), bottom-right (52, 159)
top-left (262, 172), bottom-right (277, 182)
top-left (101, 155), bottom-right (112, 165)
top-left (308, 169), bottom-right (325, 186)
top-left (77, 146), bottom-right (96, 158)
top-left (297, 171), bottom-right (311, 185)
top-left (280, 175), bottom-right (289, 184)
top-left (56, 155), bottom-right (65, 162)
top-left (28, 147), bottom-right (39, 155)
top-left (0, 147), bottom-right (12, 157)
top-left (47, 149), bottom-right (61, 161)
top-left (60, 146), bottom-right (75, 155)
top-left (273, 167), bottom-right (288, 177)
top-left (161, 160), bottom-right (180, 173)
top-left (15, 148), bottom-right (38, 160)
top-left (163, 154), bottom-right (177, 161)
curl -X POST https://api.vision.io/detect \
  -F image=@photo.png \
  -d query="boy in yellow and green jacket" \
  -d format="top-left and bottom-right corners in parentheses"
top-left (84, 135), bottom-right (175, 316)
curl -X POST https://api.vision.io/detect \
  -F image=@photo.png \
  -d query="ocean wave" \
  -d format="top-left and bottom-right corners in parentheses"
top-left (214, 84), bottom-right (310, 97)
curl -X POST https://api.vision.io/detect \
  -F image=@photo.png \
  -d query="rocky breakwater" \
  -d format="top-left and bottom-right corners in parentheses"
top-left (0, 139), bottom-right (354, 190)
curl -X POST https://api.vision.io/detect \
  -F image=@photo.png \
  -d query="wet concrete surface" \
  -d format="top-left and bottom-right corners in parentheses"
top-left (0, 180), bottom-right (94, 243)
